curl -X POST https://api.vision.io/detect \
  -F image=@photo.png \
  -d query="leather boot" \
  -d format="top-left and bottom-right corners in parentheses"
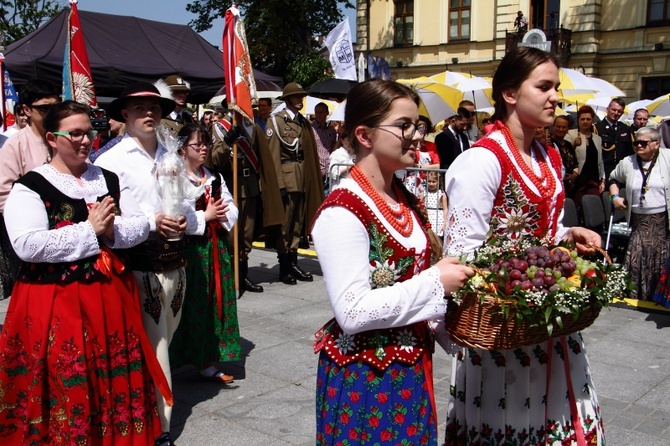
top-left (290, 252), bottom-right (313, 282)
top-left (278, 253), bottom-right (297, 285)
top-left (240, 261), bottom-right (263, 293)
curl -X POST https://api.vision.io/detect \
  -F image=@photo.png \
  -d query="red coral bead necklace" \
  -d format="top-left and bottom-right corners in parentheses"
top-left (501, 124), bottom-right (556, 200)
top-left (350, 165), bottom-right (413, 237)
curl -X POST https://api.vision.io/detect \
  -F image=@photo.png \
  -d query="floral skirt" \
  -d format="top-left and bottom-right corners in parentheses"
top-left (316, 350), bottom-right (438, 445)
top-left (625, 212), bottom-right (670, 301)
top-left (445, 333), bottom-right (605, 446)
top-left (0, 274), bottom-right (162, 445)
top-left (169, 234), bottom-right (242, 369)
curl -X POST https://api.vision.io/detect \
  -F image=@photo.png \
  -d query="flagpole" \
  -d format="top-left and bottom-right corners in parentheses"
top-left (222, 5), bottom-right (257, 299)
top-left (232, 115), bottom-right (240, 299)
top-left (0, 56), bottom-right (6, 132)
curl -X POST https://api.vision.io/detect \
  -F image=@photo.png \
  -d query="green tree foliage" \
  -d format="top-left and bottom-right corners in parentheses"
top-left (0, 0), bottom-right (65, 45)
top-left (286, 52), bottom-right (333, 88)
top-left (186, 0), bottom-right (354, 78)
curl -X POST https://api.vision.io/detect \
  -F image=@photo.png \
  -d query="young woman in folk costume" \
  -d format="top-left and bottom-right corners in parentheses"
top-left (168, 124), bottom-right (241, 382)
top-left (443, 46), bottom-right (605, 445)
top-left (0, 100), bottom-right (170, 444)
top-left (311, 78), bottom-right (474, 445)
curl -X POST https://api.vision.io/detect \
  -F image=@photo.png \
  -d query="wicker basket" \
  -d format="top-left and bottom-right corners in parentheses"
top-left (444, 293), bottom-right (601, 350)
top-left (445, 247), bottom-right (609, 350)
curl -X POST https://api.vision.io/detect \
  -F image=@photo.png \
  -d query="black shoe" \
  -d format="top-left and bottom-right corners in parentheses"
top-left (243, 277), bottom-right (264, 293)
top-left (298, 235), bottom-right (310, 249)
top-left (280, 273), bottom-right (297, 285)
top-left (156, 432), bottom-right (175, 446)
top-left (290, 264), bottom-right (313, 282)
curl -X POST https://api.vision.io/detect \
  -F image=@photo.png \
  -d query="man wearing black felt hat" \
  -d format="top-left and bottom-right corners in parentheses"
top-left (95, 81), bottom-right (204, 446)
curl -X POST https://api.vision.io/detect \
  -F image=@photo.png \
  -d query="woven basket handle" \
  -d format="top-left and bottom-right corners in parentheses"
top-left (591, 245), bottom-right (612, 265)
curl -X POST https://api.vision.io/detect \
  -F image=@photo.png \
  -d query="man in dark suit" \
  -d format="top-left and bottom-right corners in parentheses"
top-left (435, 107), bottom-right (471, 170)
top-left (595, 97), bottom-right (633, 179)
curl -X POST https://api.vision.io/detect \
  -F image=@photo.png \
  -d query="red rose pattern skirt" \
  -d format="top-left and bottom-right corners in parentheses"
top-left (0, 273), bottom-right (162, 445)
top-left (316, 350), bottom-right (438, 445)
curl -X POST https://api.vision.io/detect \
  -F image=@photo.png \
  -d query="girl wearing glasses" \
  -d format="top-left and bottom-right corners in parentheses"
top-left (311, 79), bottom-right (474, 445)
top-left (0, 101), bottom-right (170, 444)
top-left (609, 126), bottom-right (670, 302)
top-left (168, 123), bottom-right (241, 384)
top-left (443, 47), bottom-right (604, 445)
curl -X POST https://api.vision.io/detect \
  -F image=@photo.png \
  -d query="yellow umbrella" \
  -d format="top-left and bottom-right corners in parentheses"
top-left (647, 93), bottom-right (670, 117)
top-left (396, 79), bottom-right (461, 124)
top-left (558, 68), bottom-right (600, 103)
top-left (429, 70), bottom-right (474, 86)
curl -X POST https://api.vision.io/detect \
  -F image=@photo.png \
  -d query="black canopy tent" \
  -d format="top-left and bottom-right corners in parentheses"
top-left (3, 8), bottom-right (283, 103)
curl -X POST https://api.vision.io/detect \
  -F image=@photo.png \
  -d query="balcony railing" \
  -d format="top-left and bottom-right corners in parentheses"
top-left (505, 27), bottom-right (572, 66)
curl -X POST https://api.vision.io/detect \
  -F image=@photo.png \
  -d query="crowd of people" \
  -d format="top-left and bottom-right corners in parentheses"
top-left (0, 43), bottom-right (669, 445)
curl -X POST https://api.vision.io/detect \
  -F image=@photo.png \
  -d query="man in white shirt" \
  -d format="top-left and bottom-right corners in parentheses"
top-left (95, 82), bottom-right (203, 446)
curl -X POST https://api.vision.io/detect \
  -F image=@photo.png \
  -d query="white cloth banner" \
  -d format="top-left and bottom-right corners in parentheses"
top-left (325, 18), bottom-right (357, 81)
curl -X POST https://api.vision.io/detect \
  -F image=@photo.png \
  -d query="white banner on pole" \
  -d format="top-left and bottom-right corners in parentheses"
top-left (325, 18), bottom-right (357, 81)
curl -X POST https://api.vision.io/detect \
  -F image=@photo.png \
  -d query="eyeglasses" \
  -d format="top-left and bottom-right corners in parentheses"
top-left (186, 142), bottom-right (212, 151)
top-left (373, 122), bottom-right (427, 141)
top-left (30, 104), bottom-right (54, 114)
top-left (52, 130), bottom-right (99, 143)
top-left (633, 140), bottom-right (658, 148)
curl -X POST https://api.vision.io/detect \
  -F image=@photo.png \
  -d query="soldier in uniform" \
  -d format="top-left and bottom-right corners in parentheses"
top-left (160, 74), bottom-right (194, 133)
top-left (595, 97), bottom-right (633, 179)
top-left (206, 112), bottom-right (284, 294)
top-left (265, 83), bottom-right (325, 285)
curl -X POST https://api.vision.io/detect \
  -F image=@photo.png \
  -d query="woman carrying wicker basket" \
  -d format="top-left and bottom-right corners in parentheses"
top-left (443, 46), bottom-right (605, 445)
top-left (311, 79), bottom-right (474, 445)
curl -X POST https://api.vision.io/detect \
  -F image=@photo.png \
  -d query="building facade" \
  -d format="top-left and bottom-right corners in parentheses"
top-left (355, 0), bottom-right (670, 100)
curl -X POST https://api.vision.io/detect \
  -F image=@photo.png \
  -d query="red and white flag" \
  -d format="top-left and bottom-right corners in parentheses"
top-left (222, 5), bottom-right (256, 122)
top-left (63, 0), bottom-right (96, 107)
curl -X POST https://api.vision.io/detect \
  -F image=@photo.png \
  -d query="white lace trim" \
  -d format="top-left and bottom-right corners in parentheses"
top-left (34, 164), bottom-right (108, 199)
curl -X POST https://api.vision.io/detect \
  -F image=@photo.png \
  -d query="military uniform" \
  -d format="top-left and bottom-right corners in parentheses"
top-left (159, 74), bottom-right (194, 134)
top-left (161, 110), bottom-right (194, 134)
top-left (595, 118), bottom-right (633, 179)
top-left (206, 115), bottom-right (284, 292)
top-left (266, 83), bottom-right (325, 284)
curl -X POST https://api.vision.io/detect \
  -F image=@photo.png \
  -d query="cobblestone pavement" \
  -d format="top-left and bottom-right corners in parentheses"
top-left (1, 247), bottom-right (670, 445)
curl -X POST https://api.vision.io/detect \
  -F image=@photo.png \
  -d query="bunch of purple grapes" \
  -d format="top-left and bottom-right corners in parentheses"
top-left (487, 246), bottom-right (578, 294)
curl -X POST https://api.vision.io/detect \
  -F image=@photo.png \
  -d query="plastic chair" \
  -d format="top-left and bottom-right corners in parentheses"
top-left (581, 194), bottom-right (607, 232)
top-left (563, 198), bottom-right (579, 227)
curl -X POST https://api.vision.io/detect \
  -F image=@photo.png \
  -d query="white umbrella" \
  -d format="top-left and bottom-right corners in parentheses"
top-left (590, 77), bottom-right (626, 98)
top-left (453, 77), bottom-right (494, 111)
top-left (329, 100), bottom-right (346, 122)
top-left (585, 96), bottom-right (617, 115)
top-left (622, 99), bottom-right (652, 120)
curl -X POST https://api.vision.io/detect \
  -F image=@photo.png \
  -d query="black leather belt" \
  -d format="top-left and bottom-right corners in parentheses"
top-left (281, 153), bottom-right (304, 164)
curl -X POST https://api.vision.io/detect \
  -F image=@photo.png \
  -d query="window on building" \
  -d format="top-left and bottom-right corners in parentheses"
top-left (648, 0), bottom-right (670, 25)
top-left (394, 1), bottom-right (414, 46)
top-left (531, 0), bottom-right (561, 30)
top-left (449, 0), bottom-right (471, 40)
top-left (642, 76), bottom-right (670, 99)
